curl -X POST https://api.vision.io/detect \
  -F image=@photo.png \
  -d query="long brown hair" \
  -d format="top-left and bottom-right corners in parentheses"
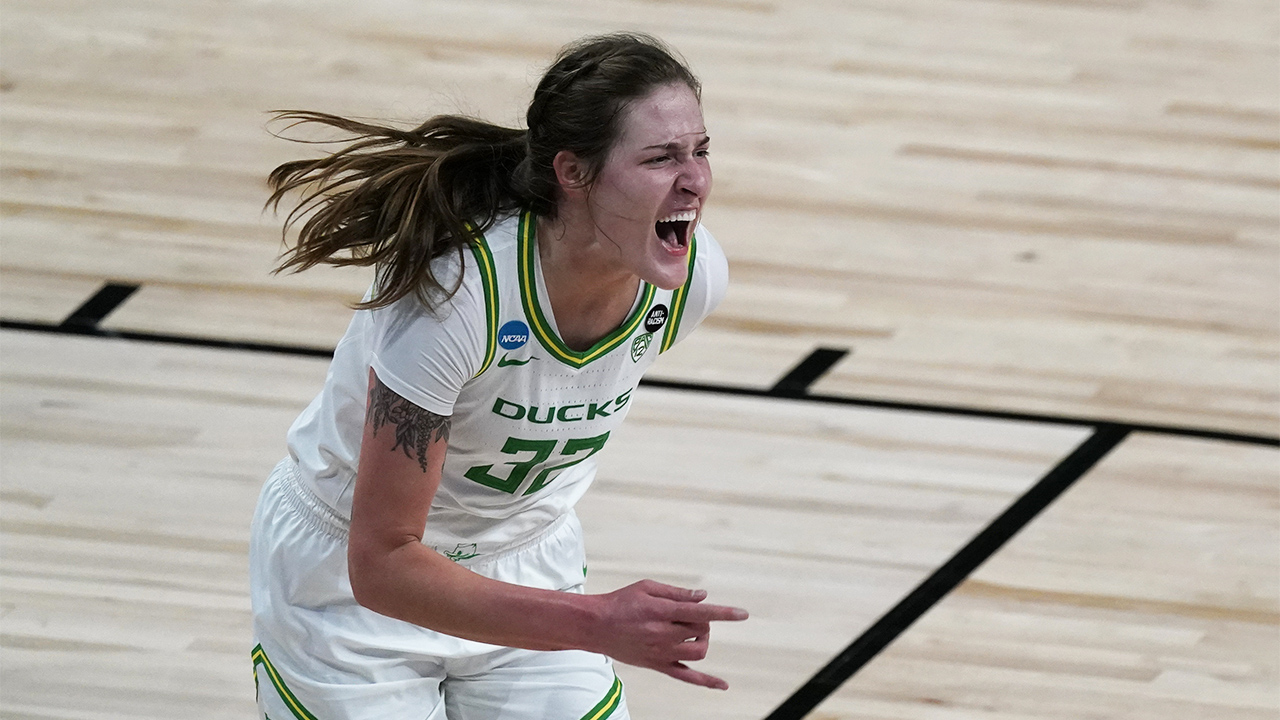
top-left (267, 33), bottom-right (700, 311)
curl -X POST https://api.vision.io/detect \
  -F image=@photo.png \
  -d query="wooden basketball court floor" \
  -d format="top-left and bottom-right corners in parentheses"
top-left (1, 0), bottom-right (1276, 718)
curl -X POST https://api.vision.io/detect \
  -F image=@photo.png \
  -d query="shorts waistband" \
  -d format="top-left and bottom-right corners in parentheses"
top-left (446, 513), bottom-right (571, 569)
top-left (272, 458), bottom-right (573, 562)
top-left (273, 458), bottom-right (350, 542)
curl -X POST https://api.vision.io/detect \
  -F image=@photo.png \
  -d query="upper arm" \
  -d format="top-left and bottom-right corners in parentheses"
top-left (349, 369), bottom-right (451, 568)
top-left (350, 258), bottom-right (489, 553)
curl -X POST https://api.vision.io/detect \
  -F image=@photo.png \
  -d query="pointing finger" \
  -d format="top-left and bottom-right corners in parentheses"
top-left (666, 602), bottom-right (748, 623)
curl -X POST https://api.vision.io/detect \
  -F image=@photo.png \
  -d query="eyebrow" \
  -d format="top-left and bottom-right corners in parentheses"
top-left (642, 135), bottom-right (711, 152)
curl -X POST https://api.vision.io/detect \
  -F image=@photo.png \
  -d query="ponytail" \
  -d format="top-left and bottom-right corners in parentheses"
top-left (266, 111), bottom-right (526, 311)
top-left (267, 33), bottom-right (700, 312)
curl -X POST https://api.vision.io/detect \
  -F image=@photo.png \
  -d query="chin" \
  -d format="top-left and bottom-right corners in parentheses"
top-left (644, 263), bottom-right (689, 291)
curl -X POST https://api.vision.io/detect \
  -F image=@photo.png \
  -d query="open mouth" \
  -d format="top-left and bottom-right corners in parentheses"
top-left (655, 210), bottom-right (696, 251)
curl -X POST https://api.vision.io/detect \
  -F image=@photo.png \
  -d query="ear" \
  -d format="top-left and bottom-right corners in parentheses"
top-left (552, 150), bottom-right (589, 196)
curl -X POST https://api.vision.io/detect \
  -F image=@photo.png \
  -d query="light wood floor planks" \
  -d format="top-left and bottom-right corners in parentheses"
top-left (813, 433), bottom-right (1280, 720)
top-left (0, 0), bottom-right (1277, 717)
top-left (0, 334), bottom-right (327, 718)
top-left (1, 331), bottom-right (1091, 718)
top-left (1, 0), bottom-right (1276, 428)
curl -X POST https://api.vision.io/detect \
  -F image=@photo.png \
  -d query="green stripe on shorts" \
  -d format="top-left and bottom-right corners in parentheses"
top-left (581, 673), bottom-right (624, 720)
top-left (252, 644), bottom-right (319, 720)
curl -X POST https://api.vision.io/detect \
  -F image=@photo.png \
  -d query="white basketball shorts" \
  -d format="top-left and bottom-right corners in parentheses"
top-left (249, 458), bottom-right (629, 720)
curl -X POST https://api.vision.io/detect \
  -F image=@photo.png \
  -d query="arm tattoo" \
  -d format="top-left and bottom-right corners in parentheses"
top-left (367, 376), bottom-right (451, 473)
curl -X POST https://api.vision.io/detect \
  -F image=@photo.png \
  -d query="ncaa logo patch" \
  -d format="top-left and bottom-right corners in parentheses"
top-left (498, 320), bottom-right (529, 350)
top-left (644, 304), bottom-right (668, 333)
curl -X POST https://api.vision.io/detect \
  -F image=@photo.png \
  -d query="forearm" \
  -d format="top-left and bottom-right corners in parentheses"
top-left (350, 370), bottom-right (605, 652)
top-left (346, 369), bottom-right (747, 681)
top-left (349, 537), bottom-right (606, 652)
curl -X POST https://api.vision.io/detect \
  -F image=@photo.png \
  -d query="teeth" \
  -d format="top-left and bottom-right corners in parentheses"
top-left (657, 210), bottom-right (697, 224)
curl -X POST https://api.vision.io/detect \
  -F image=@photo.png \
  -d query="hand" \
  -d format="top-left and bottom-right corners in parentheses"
top-left (590, 579), bottom-right (749, 690)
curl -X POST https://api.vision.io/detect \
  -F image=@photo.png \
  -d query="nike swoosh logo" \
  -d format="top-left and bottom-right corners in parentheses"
top-left (497, 355), bottom-right (534, 367)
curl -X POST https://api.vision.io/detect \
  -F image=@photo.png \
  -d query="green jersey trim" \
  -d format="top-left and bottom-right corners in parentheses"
top-left (252, 644), bottom-right (319, 720)
top-left (467, 231), bottom-right (499, 378)
top-left (659, 231), bottom-right (698, 354)
top-left (581, 674), bottom-right (624, 720)
top-left (517, 210), bottom-right (657, 369)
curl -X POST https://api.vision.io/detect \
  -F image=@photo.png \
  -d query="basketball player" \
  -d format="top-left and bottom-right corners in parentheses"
top-left (249, 33), bottom-right (746, 719)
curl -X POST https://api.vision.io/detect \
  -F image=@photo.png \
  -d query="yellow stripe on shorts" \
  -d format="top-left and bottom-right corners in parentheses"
top-left (252, 644), bottom-right (319, 720)
top-left (581, 673), bottom-right (624, 720)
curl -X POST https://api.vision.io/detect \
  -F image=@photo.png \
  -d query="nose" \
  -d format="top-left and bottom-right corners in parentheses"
top-left (677, 158), bottom-right (711, 198)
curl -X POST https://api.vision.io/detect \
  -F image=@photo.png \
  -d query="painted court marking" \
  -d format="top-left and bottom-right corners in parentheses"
top-left (2, 281), bottom-right (1275, 718)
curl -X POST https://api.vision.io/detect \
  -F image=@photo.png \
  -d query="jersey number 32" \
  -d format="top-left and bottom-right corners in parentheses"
top-left (463, 432), bottom-right (610, 496)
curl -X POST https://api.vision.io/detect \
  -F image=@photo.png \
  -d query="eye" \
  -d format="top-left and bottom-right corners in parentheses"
top-left (646, 155), bottom-right (671, 165)
top-left (695, 148), bottom-right (711, 159)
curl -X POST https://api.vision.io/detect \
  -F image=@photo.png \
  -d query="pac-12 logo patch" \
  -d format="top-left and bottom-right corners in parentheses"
top-left (631, 333), bottom-right (652, 363)
top-left (644, 304), bottom-right (668, 333)
top-left (499, 320), bottom-right (529, 350)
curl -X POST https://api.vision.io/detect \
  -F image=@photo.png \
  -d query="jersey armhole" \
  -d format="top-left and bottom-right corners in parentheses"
top-left (659, 232), bottom-right (698, 354)
top-left (467, 230), bottom-right (500, 377)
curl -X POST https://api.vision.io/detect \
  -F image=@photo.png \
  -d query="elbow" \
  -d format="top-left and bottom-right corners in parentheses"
top-left (346, 539), bottom-right (391, 614)
top-left (347, 531), bottom-right (432, 618)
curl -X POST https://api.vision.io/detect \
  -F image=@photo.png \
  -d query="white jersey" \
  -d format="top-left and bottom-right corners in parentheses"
top-left (286, 210), bottom-right (728, 556)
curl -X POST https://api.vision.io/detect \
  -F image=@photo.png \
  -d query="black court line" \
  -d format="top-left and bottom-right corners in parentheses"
top-left (2, 287), bottom-right (1275, 720)
top-left (762, 424), bottom-right (1132, 719)
top-left (769, 347), bottom-right (848, 396)
top-left (59, 282), bottom-right (139, 329)
top-left (4, 319), bottom-right (337, 357)
top-left (649, 376), bottom-right (1279, 447)
top-left (2, 318), bottom-right (1276, 448)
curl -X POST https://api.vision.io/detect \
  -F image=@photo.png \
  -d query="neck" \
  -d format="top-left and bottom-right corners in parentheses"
top-left (536, 210), bottom-right (641, 352)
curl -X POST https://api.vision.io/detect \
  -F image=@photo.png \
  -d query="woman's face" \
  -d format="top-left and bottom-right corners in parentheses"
top-left (585, 82), bottom-right (711, 290)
